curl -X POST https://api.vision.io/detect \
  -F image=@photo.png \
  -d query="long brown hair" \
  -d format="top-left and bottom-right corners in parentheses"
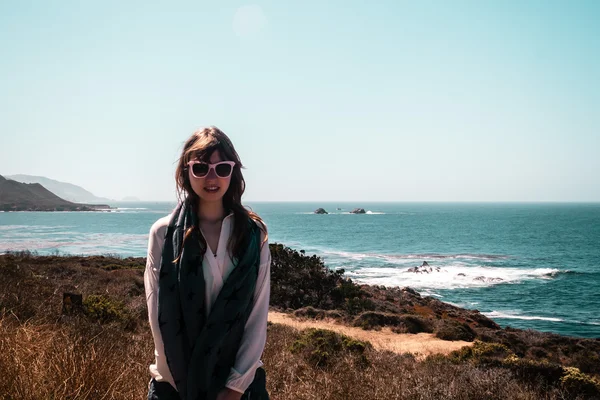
top-left (174, 126), bottom-right (267, 262)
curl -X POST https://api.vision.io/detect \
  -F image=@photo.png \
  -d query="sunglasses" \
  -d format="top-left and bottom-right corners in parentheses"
top-left (187, 160), bottom-right (236, 179)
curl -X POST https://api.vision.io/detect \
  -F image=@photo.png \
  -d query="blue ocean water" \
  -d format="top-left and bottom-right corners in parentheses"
top-left (1, 202), bottom-right (599, 338)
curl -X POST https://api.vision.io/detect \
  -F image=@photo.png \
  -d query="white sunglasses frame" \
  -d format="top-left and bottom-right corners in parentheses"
top-left (186, 160), bottom-right (236, 179)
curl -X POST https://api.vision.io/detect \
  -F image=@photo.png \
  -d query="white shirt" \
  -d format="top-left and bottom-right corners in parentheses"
top-left (144, 212), bottom-right (271, 394)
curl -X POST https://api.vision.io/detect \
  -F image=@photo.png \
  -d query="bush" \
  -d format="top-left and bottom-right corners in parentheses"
top-left (435, 320), bottom-right (476, 342)
top-left (560, 367), bottom-right (600, 398)
top-left (270, 244), bottom-right (366, 310)
top-left (290, 328), bottom-right (370, 368)
top-left (352, 312), bottom-right (434, 333)
top-left (502, 355), bottom-right (565, 386)
top-left (344, 297), bottom-right (376, 316)
top-left (83, 295), bottom-right (128, 324)
top-left (449, 341), bottom-right (514, 363)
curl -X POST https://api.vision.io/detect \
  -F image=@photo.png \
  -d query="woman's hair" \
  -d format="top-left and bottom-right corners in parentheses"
top-left (174, 126), bottom-right (267, 262)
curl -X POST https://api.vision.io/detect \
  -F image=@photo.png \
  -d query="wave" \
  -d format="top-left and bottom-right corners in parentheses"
top-left (483, 312), bottom-right (600, 327)
top-left (484, 311), bottom-right (563, 322)
top-left (318, 249), bottom-right (509, 263)
top-left (344, 263), bottom-right (563, 291)
top-left (0, 225), bottom-right (78, 231)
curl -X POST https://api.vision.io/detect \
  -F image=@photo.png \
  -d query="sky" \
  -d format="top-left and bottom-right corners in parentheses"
top-left (1, 0), bottom-right (599, 202)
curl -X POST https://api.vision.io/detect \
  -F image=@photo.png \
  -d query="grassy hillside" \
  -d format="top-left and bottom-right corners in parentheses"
top-left (1, 246), bottom-right (598, 399)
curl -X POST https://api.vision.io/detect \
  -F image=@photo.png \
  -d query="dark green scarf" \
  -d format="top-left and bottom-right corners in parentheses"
top-left (158, 199), bottom-right (262, 400)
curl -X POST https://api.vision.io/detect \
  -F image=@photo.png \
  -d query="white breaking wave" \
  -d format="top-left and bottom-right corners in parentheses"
top-left (344, 264), bottom-right (561, 291)
top-left (484, 311), bottom-right (563, 322)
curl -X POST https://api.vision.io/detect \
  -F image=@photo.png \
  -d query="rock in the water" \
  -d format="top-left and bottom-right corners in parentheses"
top-left (406, 261), bottom-right (441, 274)
top-left (314, 208), bottom-right (328, 214)
top-left (473, 276), bottom-right (503, 282)
top-left (350, 208), bottom-right (366, 214)
top-left (457, 273), bottom-right (466, 277)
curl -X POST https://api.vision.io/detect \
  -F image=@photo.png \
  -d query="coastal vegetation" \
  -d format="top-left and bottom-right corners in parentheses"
top-left (1, 246), bottom-right (598, 399)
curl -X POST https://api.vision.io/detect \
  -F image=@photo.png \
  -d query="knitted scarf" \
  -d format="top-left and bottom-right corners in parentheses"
top-left (158, 199), bottom-right (261, 400)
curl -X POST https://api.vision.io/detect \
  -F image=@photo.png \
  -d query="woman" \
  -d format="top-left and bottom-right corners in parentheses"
top-left (144, 126), bottom-right (271, 400)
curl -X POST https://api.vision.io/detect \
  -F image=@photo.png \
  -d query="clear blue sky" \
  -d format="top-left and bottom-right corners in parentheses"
top-left (1, 1), bottom-right (599, 202)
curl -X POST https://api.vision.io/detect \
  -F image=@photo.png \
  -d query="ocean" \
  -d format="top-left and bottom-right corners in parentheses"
top-left (1, 201), bottom-right (599, 338)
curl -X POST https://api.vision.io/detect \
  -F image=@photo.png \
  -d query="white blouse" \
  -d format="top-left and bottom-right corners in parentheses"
top-left (143, 212), bottom-right (271, 394)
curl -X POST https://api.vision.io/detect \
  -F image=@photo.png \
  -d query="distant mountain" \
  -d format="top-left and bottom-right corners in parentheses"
top-left (0, 175), bottom-right (110, 212)
top-left (6, 174), bottom-right (114, 204)
top-left (121, 196), bottom-right (141, 202)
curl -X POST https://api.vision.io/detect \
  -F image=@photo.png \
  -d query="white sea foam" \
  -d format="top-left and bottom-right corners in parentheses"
top-left (484, 311), bottom-right (563, 322)
top-left (344, 263), bottom-right (562, 291)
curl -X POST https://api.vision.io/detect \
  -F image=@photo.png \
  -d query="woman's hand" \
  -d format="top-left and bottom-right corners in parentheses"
top-left (215, 387), bottom-right (243, 400)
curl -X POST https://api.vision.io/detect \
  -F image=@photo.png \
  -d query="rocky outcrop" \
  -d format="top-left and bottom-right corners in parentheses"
top-left (314, 208), bottom-right (328, 214)
top-left (474, 276), bottom-right (504, 283)
top-left (350, 208), bottom-right (366, 214)
top-left (406, 261), bottom-right (444, 274)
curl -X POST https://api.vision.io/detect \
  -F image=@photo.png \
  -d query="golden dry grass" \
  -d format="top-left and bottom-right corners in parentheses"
top-left (268, 311), bottom-right (472, 359)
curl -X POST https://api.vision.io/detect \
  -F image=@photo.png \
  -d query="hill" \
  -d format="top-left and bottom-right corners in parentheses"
top-left (6, 174), bottom-right (113, 203)
top-left (0, 175), bottom-right (110, 211)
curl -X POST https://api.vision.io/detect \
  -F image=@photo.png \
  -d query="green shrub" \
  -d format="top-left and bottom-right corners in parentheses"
top-left (502, 354), bottom-right (565, 385)
top-left (344, 297), bottom-right (376, 316)
top-left (352, 312), bottom-right (434, 333)
top-left (560, 367), bottom-right (600, 398)
top-left (435, 320), bottom-right (476, 342)
top-left (449, 341), bottom-right (514, 363)
top-left (83, 295), bottom-right (128, 324)
top-left (290, 328), bottom-right (371, 368)
top-left (270, 244), bottom-right (367, 310)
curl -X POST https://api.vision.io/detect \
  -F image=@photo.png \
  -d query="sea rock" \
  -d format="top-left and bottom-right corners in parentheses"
top-left (314, 208), bottom-right (328, 214)
top-left (473, 276), bottom-right (504, 283)
top-left (457, 273), bottom-right (466, 277)
top-left (350, 208), bottom-right (366, 214)
top-left (406, 261), bottom-right (442, 274)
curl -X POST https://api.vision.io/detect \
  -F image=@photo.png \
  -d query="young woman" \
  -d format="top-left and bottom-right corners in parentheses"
top-left (144, 126), bottom-right (271, 400)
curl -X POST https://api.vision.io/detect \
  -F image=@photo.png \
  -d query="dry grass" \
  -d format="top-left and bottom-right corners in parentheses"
top-left (269, 311), bottom-right (471, 359)
top-left (0, 252), bottom-right (597, 399)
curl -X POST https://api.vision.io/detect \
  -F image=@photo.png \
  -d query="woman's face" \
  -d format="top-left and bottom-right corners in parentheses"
top-left (188, 150), bottom-right (233, 204)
